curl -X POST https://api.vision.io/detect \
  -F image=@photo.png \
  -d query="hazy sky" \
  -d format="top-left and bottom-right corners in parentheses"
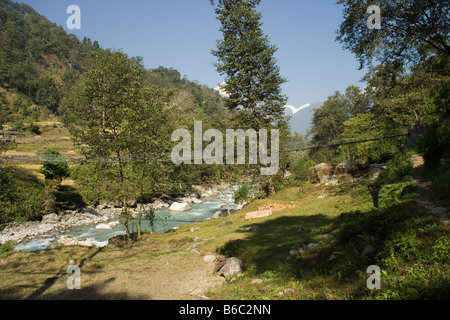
top-left (19, 0), bottom-right (368, 134)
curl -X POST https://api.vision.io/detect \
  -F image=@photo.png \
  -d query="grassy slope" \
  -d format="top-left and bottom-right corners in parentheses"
top-left (1, 177), bottom-right (448, 300)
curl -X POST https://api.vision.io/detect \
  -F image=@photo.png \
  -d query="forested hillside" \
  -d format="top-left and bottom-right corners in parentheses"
top-left (0, 0), bottom-right (240, 225)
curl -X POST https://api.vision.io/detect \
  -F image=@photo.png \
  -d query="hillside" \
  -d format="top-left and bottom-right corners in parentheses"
top-left (0, 172), bottom-right (448, 300)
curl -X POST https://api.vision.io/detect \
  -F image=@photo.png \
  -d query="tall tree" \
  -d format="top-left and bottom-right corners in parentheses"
top-left (62, 49), bottom-right (169, 239)
top-left (336, 0), bottom-right (450, 70)
top-left (211, 0), bottom-right (287, 130)
top-left (308, 85), bottom-right (370, 146)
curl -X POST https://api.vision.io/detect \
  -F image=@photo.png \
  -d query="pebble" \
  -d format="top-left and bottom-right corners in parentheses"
top-left (328, 251), bottom-right (342, 261)
top-left (306, 243), bottom-right (320, 250)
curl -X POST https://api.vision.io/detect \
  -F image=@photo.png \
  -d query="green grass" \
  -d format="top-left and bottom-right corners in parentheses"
top-left (0, 177), bottom-right (448, 300)
top-left (205, 180), bottom-right (450, 300)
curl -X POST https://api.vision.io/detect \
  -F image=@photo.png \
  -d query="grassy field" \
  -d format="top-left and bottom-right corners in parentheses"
top-left (1, 177), bottom-right (448, 300)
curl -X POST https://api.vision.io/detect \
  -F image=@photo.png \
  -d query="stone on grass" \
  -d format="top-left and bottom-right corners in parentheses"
top-left (361, 244), bottom-right (374, 257)
top-left (328, 251), bottom-right (342, 262)
top-left (284, 288), bottom-right (295, 295)
top-left (306, 243), bottom-right (320, 250)
top-left (220, 221), bottom-right (233, 227)
top-left (251, 279), bottom-right (263, 285)
top-left (245, 225), bottom-right (260, 232)
top-left (219, 257), bottom-right (244, 278)
top-left (428, 207), bottom-right (448, 216)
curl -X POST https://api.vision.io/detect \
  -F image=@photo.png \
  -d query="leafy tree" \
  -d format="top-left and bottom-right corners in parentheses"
top-left (234, 183), bottom-right (250, 204)
top-left (337, 113), bottom-right (402, 164)
top-left (62, 49), bottom-right (170, 239)
top-left (39, 148), bottom-right (70, 181)
top-left (211, 0), bottom-right (287, 130)
top-left (336, 0), bottom-right (450, 70)
top-left (309, 86), bottom-right (369, 146)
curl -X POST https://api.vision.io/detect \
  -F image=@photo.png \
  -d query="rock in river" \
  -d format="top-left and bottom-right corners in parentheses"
top-left (169, 202), bottom-right (192, 212)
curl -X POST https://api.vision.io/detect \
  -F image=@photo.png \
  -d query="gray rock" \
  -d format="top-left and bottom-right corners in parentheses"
top-left (306, 243), bottom-right (320, 250)
top-left (190, 248), bottom-right (201, 255)
top-left (428, 207), bottom-right (448, 216)
top-left (213, 209), bottom-right (229, 219)
top-left (219, 257), bottom-right (244, 277)
top-left (220, 221), bottom-right (233, 227)
top-left (361, 244), bottom-right (374, 257)
top-left (203, 255), bottom-right (216, 263)
top-left (296, 227), bottom-right (304, 233)
top-left (251, 279), bottom-right (263, 285)
top-left (420, 181), bottom-right (432, 189)
top-left (284, 288), bottom-right (295, 295)
top-left (328, 251), bottom-right (342, 261)
top-left (245, 225), bottom-right (260, 232)
top-left (42, 213), bottom-right (58, 223)
top-left (169, 202), bottom-right (192, 212)
top-left (190, 227), bottom-right (200, 232)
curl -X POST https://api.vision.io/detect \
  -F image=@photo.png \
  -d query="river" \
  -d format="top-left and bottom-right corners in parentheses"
top-left (13, 191), bottom-right (236, 252)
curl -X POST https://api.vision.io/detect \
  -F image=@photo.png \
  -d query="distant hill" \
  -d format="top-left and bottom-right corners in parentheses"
top-left (0, 0), bottom-right (228, 130)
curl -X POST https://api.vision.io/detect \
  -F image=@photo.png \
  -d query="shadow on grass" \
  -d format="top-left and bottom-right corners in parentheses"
top-left (23, 247), bottom-right (106, 300)
top-left (223, 213), bottom-right (339, 275)
top-left (53, 185), bottom-right (86, 210)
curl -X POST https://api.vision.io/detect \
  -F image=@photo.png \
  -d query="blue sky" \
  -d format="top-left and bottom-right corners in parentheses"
top-left (19, 0), bottom-right (368, 134)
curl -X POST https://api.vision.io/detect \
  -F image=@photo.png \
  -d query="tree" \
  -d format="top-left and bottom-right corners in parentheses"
top-left (62, 49), bottom-right (170, 240)
top-left (308, 85), bottom-right (370, 162)
top-left (336, 0), bottom-right (450, 70)
top-left (39, 148), bottom-right (70, 181)
top-left (337, 113), bottom-right (402, 164)
top-left (211, 0), bottom-right (287, 130)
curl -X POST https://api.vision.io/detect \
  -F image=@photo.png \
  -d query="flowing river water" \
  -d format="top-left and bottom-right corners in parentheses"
top-left (13, 191), bottom-right (236, 251)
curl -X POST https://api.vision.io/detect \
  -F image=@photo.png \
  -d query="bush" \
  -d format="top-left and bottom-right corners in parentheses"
top-left (0, 241), bottom-right (15, 254)
top-left (377, 152), bottom-right (414, 185)
top-left (234, 183), bottom-right (250, 204)
top-left (289, 152), bottom-right (314, 182)
top-left (39, 149), bottom-right (69, 181)
top-left (29, 122), bottom-right (41, 135)
top-left (0, 166), bottom-right (44, 223)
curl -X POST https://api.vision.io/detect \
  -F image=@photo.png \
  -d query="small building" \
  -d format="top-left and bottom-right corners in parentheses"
top-left (0, 131), bottom-right (20, 143)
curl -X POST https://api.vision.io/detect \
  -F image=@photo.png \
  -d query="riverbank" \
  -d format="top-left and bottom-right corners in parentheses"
top-left (1, 178), bottom-right (448, 300)
top-left (0, 182), bottom-right (235, 248)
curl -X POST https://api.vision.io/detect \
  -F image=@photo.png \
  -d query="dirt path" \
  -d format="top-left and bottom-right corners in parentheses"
top-left (410, 154), bottom-right (435, 210)
top-left (0, 239), bottom-right (226, 300)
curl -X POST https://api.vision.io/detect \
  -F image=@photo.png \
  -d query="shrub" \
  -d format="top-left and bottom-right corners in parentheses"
top-left (377, 152), bottom-right (414, 185)
top-left (234, 183), bottom-right (250, 204)
top-left (39, 149), bottom-right (69, 181)
top-left (0, 241), bottom-right (15, 254)
top-left (0, 166), bottom-right (44, 223)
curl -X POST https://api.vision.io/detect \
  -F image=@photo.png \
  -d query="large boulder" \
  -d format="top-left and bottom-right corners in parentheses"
top-left (169, 202), bottom-right (192, 212)
top-left (310, 162), bottom-right (369, 185)
top-left (152, 199), bottom-right (170, 210)
top-left (219, 257), bottom-right (244, 277)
